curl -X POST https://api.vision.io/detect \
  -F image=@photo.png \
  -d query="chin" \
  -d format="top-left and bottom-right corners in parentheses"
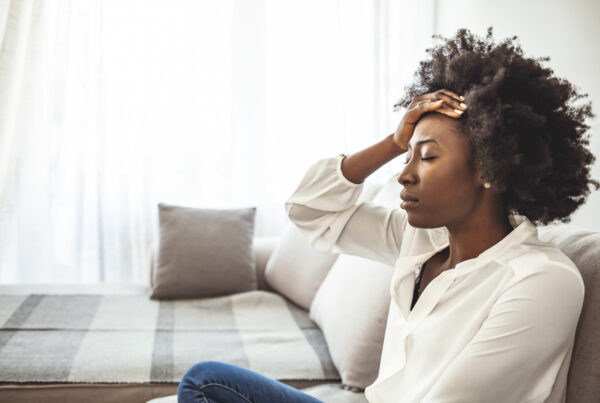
top-left (406, 212), bottom-right (442, 229)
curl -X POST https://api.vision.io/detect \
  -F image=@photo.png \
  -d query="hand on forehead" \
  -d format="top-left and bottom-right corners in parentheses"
top-left (409, 113), bottom-right (468, 150)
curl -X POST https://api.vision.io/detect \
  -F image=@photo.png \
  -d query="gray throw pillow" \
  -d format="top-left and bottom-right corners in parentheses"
top-left (150, 203), bottom-right (257, 299)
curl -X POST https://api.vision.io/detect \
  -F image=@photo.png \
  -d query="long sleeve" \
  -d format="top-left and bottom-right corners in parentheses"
top-left (285, 155), bottom-right (408, 267)
top-left (421, 262), bottom-right (584, 403)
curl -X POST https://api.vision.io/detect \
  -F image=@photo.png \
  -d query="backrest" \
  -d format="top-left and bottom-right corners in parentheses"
top-left (537, 224), bottom-right (600, 403)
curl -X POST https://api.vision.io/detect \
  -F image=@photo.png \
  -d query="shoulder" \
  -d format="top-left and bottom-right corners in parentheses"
top-left (483, 242), bottom-right (585, 343)
top-left (503, 241), bottom-right (584, 306)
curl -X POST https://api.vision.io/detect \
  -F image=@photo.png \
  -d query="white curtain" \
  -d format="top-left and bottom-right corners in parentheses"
top-left (0, 0), bottom-right (435, 284)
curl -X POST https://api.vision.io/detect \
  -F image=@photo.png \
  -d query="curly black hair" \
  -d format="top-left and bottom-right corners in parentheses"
top-left (395, 27), bottom-right (599, 225)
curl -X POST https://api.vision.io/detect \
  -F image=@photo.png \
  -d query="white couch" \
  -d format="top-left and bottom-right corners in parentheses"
top-left (144, 174), bottom-right (600, 403)
top-left (0, 233), bottom-right (370, 403)
top-left (1, 174), bottom-right (598, 403)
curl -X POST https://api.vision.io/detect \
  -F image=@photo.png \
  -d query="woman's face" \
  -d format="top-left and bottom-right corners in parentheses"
top-left (397, 112), bottom-right (484, 229)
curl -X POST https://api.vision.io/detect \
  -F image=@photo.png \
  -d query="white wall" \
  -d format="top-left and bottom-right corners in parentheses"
top-left (434, 0), bottom-right (600, 231)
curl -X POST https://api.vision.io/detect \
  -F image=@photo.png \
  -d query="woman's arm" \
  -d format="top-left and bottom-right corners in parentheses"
top-left (286, 89), bottom-right (466, 265)
top-left (340, 133), bottom-right (405, 184)
top-left (285, 155), bottom-right (408, 266)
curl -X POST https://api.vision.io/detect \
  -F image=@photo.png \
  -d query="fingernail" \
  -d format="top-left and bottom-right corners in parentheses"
top-left (454, 109), bottom-right (464, 114)
top-left (459, 96), bottom-right (465, 101)
top-left (460, 103), bottom-right (467, 108)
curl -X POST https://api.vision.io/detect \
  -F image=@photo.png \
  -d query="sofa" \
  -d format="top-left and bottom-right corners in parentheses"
top-left (0, 174), bottom-right (598, 403)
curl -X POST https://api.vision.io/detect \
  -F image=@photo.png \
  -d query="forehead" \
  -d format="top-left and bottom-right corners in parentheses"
top-left (410, 113), bottom-right (467, 148)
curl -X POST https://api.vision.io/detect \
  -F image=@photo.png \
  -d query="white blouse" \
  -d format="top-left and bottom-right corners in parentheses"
top-left (286, 155), bottom-right (584, 403)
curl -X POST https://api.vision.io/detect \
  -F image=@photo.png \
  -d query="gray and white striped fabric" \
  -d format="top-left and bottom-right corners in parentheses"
top-left (0, 290), bottom-right (339, 383)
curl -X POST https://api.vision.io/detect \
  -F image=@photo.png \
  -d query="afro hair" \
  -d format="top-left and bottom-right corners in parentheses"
top-left (395, 27), bottom-right (599, 225)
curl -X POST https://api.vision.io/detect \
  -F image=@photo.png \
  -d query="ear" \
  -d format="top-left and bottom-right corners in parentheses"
top-left (470, 164), bottom-right (486, 186)
top-left (470, 159), bottom-right (491, 189)
top-left (477, 177), bottom-right (492, 190)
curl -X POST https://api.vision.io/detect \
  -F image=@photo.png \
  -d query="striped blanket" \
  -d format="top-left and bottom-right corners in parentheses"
top-left (0, 290), bottom-right (339, 383)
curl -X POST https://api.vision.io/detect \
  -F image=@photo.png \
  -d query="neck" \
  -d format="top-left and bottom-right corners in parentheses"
top-left (442, 208), bottom-right (513, 270)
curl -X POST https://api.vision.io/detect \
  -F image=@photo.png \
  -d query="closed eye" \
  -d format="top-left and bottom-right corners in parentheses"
top-left (403, 157), bottom-right (437, 165)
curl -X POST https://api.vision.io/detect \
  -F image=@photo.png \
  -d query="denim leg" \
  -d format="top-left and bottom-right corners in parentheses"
top-left (178, 361), bottom-right (325, 403)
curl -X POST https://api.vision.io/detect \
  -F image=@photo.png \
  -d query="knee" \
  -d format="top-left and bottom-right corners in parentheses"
top-left (179, 361), bottom-right (229, 402)
top-left (181, 360), bottom-right (231, 385)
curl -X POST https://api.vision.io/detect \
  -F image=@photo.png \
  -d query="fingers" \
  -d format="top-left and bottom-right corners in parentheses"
top-left (394, 90), bottom-right (465, 148)
top-left (405, 89), bottom-right (468, 124)
top-left (404, 99), bottom-right (443, 124)
top-left (412, 98), bottom-right (462, 119)
top-left (431, 90), bottom-right (467, 113)
top-left (417, 99), bottom-right (444, 112)
top-left (434, 104), bottom-right (465, 118)
top-left (437, 89), bottom-right (464, 102)
top-left (409, 89), bottom-right (467, 117)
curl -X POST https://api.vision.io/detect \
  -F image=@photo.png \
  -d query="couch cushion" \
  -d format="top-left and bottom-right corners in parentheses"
top-left (302, 383), bottom-right (368, 403)
top-left (152, 236), bottom-right (278, 293)
top-left (264, 181), bottom-right (384, 311)
top-left (147, 394), bottom-right (177, 403)
top-left (265, 224), bottom-right (339, 310)
top-left (151, 203), bottom-right (257, 299)
top-left (309, 255), bottom-right (393, 389)
top-left (537, 224), bottom-right (600, 403)
top-left (0, 291), bottom-right (338, 385)
top-left (253, 236), bottom-right (280, 291)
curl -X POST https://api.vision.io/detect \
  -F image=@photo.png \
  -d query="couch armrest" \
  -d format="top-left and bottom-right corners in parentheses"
top-left (254, 236), bottom-right (279, 291)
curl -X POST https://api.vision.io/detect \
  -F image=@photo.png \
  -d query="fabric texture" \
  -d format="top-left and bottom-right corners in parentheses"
top-left (150, 236), bottom-right (278, 293)
top-left (286, 155), bottom-right (585, 403)
top-left (265, 225), bottom-right (339, 310)
top-left (537, 224), bottom-right (600, 403)
top-left (0, 291), bottom-right (339, 384)
top-left (178, 361), bottom-right (324, 403)
top-left (151, 203), bottom-right (257, 299)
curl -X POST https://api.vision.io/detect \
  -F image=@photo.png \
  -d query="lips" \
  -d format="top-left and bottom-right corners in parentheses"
top-left (400, 191), bottom-right (419, 210)
top-left (400, 191), bottom-right (419, 202)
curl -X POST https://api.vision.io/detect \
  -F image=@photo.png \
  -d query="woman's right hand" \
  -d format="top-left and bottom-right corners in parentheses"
top-left (392, 89), bottom-right (467, 152)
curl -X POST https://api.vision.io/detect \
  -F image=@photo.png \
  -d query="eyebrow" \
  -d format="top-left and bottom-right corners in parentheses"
top-left (407, 139), bottom-right (439, 149)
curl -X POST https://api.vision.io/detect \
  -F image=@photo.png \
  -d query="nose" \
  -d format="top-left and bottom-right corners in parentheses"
top-left (397, 164), bottom-right (417, 186)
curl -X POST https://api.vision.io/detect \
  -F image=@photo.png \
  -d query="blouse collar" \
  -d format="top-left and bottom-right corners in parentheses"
top-left (388, 214), bottom-right (540, 329)
top-left (425, 214), bottom-right (539, 275)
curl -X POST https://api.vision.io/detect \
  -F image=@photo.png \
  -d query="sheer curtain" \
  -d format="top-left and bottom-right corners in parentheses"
top-left (0, 0), bottom-right (435, 284)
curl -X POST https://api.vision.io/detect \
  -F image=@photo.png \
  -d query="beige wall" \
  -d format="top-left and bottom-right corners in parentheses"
top-left (434, 0), bottom-right (600, 231)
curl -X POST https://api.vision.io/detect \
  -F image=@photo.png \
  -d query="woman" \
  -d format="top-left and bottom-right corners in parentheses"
top-left (178, 28), bottom-right (598, 403)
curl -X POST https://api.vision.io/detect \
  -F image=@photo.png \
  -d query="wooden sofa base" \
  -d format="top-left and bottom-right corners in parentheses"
top-left (0, 379), bottom-right (332, 403)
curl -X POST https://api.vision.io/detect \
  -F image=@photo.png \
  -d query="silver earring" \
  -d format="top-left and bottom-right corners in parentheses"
top-left (484, 182), bottom-right (491, 189)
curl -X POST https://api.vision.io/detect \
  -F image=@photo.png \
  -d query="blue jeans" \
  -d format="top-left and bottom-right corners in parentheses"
top-left (178, 361), bottom-right (325, 403)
